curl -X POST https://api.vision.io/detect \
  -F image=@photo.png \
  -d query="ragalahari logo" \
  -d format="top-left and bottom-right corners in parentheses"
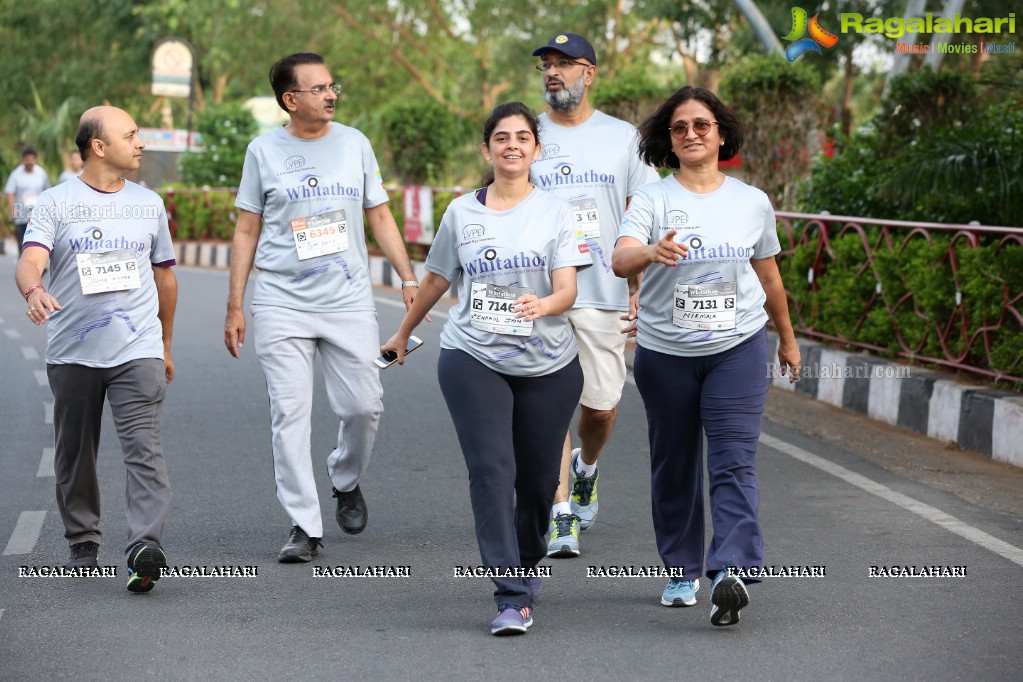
top-left (783, 7), bottom-right (839, 61)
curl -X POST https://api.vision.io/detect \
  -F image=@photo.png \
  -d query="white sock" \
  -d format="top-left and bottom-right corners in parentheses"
top-left (575, 457), bottom-right (598, 478)
top-left (552, 502), bottom-right (572, 517)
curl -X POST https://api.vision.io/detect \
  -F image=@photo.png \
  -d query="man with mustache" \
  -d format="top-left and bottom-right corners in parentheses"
top-left (530, 33), bottom-right (659, 560)
top-left (225, 53), bottom-right (418, 562)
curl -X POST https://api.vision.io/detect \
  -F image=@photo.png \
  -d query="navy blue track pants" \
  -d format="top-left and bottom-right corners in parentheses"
top-left (633, 326), bottom-right (769, 583)
top-left (438, 349), bottom-right (583, 608)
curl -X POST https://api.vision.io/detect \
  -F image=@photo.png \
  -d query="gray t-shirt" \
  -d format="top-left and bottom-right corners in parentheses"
top-left (24, 178), bottom-right (175, 367)
top-left (58, 169), bottom-right (83, 184)
top-left (235, 123), bottom-right (390, 312)
top-left (618, 175), bottom-right (781, 357)
top-left (5, 164), bottom-right (52, 222)
top-left (531, 110), bottom-right (658, 311)
top-left (425, 189), bottom-right (591, 376)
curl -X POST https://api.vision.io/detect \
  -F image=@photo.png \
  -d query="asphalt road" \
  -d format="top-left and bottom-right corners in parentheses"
top-left (1, 257), bottom-right (1021, 681)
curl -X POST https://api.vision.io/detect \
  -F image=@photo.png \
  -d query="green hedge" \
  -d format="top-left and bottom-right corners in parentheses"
top-left (782, 223), bottom-right (1023, 382)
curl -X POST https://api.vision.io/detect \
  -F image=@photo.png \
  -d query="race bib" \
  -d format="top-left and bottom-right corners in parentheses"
top-left (291, 209), bottom-right (349, 260)
top-left (672, 281), bottom-right (737, 331)
top-left (76, 249), bottom-right (142, 295)
top-left (570, 198), bottom-right (601, 240)
top-left (469, 282), bottom-right (534, 336)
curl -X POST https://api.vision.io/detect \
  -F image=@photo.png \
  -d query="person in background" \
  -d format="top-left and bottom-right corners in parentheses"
top-left (58, 149), bottom-right (84, 184)
top-left (612, 86), bottom-right (800, 626)
top-left (5, 147), bottom-right (52, 253)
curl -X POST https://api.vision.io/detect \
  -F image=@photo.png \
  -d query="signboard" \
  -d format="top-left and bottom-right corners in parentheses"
top-left (402, 186), bottom-right (434, 245)
top-left (138, 129), bottom-right (204, 152)
top-left (151, 38), bottom-right (194, 99)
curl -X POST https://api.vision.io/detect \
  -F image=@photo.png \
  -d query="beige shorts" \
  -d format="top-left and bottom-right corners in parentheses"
top-left (567, 307), bottom-right (628, 410)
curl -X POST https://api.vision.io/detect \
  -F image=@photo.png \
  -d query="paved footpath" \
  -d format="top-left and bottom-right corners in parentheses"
top-left (1, 257), bottom-right (1021, 681)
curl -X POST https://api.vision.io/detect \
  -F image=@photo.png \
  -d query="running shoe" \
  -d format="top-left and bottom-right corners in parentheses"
top-left (546, 512), bottom-right (580, 558)
top-left (569, 449), bottom-right (599, 530)
top-left (491, 605), bottom-right (533, 636)
top-left (126, 542), bottom-right (167, 593)
top-left (65, 541), bottom-right (99, 569)
top-left (661, 578), bottom-right (699, 607)
top-left (710, 572), bottom-right (749, 626)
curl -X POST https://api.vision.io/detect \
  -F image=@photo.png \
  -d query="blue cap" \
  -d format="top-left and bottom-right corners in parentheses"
top-left (532, 33), bottom-right (597, 66)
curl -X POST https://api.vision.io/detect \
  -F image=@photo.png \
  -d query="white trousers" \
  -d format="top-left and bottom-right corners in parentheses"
top-left (252, 305), bottom-right (383, 538)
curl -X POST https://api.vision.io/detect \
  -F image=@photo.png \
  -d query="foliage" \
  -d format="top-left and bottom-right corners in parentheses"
top-left (591, 70), bottom-right (664, 125)
top-left (178, 103), bottom-right (257, 188)
top-left (16, 83), bottom-right (79, 173)
top-left (876, 67), bottom-right (976, 147)
top-left (381, 99), bottom-right (462, 185)
top-left (782, 227), bottom-right (1023, 381)
top-left (800, 66), bottom-right (1022, 226)
top-left (719, 54), bottom-right (824, 209)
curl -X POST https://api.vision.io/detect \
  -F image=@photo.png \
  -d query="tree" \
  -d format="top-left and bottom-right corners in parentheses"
top-left (17, 83), bottom-right (79, 173)
top-left (719, 54), bottom-right (825, 209)
top-left (178, 103), bottom-right (258, 187)
top-left (380, 98), bottom-right (463, 184)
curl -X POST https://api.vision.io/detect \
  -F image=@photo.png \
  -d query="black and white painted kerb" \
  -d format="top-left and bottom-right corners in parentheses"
top-left (768, 333), bottom-right (1023, 469)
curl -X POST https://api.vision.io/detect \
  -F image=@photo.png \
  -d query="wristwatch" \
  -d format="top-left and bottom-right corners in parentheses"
top-left (400, 280), bottom-right (419, 289)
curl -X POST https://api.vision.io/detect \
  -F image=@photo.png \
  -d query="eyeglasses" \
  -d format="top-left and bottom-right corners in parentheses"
top-left (536, 59), bottom-right (590, 72)
top-left (290, 83), bottom-right (343, 96)
top-left (669, 120), bottom-right (718, 138)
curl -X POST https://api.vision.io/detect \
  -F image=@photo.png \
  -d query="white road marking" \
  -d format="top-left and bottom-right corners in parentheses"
top-left (44, 401), bottom-right (53, 425)
top-left (2, 511), bottom-right (47, 555)
top-left (374, 295), bottom-right (449, 320)
top-left (34, 370), bottom-right (47, 387)
top-left (760, 432), bottom-right (1023, 569)
top-left (21, 346), bottom-right (39, 360)
top-left (37, 448), bottom-right (55, 478)
top-left (4, 328), bottom-right (20, 339)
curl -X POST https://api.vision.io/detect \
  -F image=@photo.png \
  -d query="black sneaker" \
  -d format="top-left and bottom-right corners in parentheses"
top-left (278, 526), bottom-right (323, 563)
top-left (126, 542), bottom-right (167, 593)
top-left (332, 485), bottom-right (368, 534)
top-left (65, 541), bottom-right (100, 569)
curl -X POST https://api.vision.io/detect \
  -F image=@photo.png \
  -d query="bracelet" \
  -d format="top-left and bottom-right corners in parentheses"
top-left (400, 280), bottom-right (419, 289)
top-left (22, 284), bottom-right (45, 301)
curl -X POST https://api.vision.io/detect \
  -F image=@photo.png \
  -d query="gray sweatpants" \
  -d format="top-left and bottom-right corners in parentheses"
top-left (47, 358), bottom-right (172, 557)
top-left (252, 304), bottom-right (383, 539)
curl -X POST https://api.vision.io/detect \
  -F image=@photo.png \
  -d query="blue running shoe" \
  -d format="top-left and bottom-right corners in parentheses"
top-left (710, 572), bottom-right (749, 626)
top-left (491, 605), bottom-right (533, 636)
top-left (569, 449), bottom-right (599, 530)
top-left (661, 578), bottom-right (699, 607)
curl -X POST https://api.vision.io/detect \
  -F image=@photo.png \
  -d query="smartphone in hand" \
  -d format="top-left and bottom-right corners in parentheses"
top-left (374, 335), bottom-right (424, 369)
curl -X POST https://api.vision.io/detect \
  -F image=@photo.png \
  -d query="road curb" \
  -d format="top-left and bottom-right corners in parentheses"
top-left (763, 333), bottom-right (1023, 468)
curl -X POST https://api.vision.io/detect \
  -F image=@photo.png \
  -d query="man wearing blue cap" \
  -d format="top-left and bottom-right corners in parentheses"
top-left (530, 33), bottom-right (658, 560)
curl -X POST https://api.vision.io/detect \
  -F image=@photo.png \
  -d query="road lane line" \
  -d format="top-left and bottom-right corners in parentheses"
top-left (3, 511), bottom-right (47, 555)
top-left (33, 370), bottom-right (47, 387)
top-left (4, 328), bottom-right (20, 339)
top-left (37, 448), bottom-right (55, 478)
top-left (21, 346), bottom-right (39, 360)
top-left (44, 401), bottom-right (53, 425)
top-left (374, 295), bottom-right (449, 320)
top-left (760, 432), bottom-right (1023, 569)
top-left (0, 608), bottom-right (5, 622)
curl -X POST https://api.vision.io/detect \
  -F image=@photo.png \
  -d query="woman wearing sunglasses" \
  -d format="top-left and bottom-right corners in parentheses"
top-left (612, 86), bottom-right (800, 627)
